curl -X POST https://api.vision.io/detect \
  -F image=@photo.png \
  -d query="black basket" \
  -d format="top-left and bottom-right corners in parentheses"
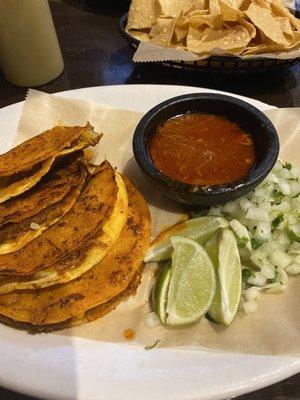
top-left (120, 13), bottom-right (300, 75)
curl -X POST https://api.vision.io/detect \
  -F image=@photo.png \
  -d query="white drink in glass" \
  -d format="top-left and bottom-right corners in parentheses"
top-left (0, 0), bottom-right (64, 87)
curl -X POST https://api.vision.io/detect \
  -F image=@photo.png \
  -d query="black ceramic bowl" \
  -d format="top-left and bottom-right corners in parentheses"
top-left (132, 93), bottom-right (279, 206)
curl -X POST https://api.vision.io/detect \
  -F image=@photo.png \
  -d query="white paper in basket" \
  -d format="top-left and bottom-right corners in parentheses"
top-left (15, 89), bottom-right (300, 355)
top-left (133, 42), bottom-right (300, 63)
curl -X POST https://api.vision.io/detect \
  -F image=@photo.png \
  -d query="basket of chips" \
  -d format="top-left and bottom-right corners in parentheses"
top-left (120, 0), bottom-right (300, 75)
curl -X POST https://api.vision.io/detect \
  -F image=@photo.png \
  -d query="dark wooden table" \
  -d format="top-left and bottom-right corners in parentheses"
top-left (0, 1), bottom-right (299, 399)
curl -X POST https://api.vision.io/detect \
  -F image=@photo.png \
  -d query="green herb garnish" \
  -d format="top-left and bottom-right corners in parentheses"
top-left (292, 192), bottom-right (300, 199)
top-left (272, 189), bottom-right (283, 203)
top-left (242, 268), bottom-right (253, 280)
top-left (251, 238), bottom-right (264, 250)
top-left (284, 162), bottom-right (292, 170)
top-left (272, 213), bottom-right (284, 230)
top-left (288, 229), bottom-right (300, 243)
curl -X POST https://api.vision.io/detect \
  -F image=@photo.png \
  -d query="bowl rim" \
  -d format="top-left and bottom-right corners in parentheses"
top-left (132, 92), bottom-right (280, 198)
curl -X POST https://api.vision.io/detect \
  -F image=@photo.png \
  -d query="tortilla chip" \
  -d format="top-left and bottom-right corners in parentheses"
top-left (0, 161), bottom-right (118, 276)
top-left (187, 24), bottom-right (250, 53)
top-left (159, 0), bottom-right (194, 17)
top-left (150, 17), bottom-right (179, 46)
top-left (0, 173), bottom-right (128, 293)
top-left (219, 0), bottom-right (244, 21)
top-left (189, 13), bottom-right (223, 28)
top-left (185, 0), bottom-right (207, 16)
top-left (245, 2), bottom-right (289, 46)
top-left (0, 153), bottom-right (86, 227)
top-left (127, 0), bottom-right (161, 29)
top-left (220, 0), bottom-right (245, 9)
top-left (0, 123), bottom-right (101, 177)
top-left (0, 177), bottom-right (151, 329)
top-left (270, 1), bottom-right (300, 31)
top-left (0, 164), bottom-right (86, 255)
top-left (209, 0), bottom-right (221, 14)
top-left (238, 18), bottom-right (256, 40)
top-left (275, 16), bottom-right (296, 44)
top-left (243, 42), bottom-right (292, 55)
top-left (174, 15), bottom-right (190, 42)
top-left (128, 30), bottom-right (152, 42)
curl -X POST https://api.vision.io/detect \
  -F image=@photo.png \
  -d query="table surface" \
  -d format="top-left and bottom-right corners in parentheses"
top-left (0, 1), bottom-right (299, 399)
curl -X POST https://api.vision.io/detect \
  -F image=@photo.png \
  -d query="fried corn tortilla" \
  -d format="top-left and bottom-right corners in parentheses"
top-left (0, 269), bottom-right (141, 333)
top-left (0, 161), bottom-right (118, 276)
top-left (0, 177), bottom-right (151, 330)
top-left (0, 163), bottom-right (87, 255)
top-left (0, 123), bottom-right (101, 177)
top-left (0, 152), bottom-right (86, 227)
top-left (127, 0), bottom-right (161, 29)
top-left (0, 156), bottom-right (55, 204)
top-left (0, 173), bottom-right (128, 292)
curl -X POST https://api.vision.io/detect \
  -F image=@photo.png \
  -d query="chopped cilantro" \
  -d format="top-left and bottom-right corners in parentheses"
top-left (272, 189), bottom-right (283, 203)
top-left (284, 162), bottom-right (292, 170)
top-left (242, 268), bottom-right (253, 280)
top-left (251, 238), bottom-right (264, 250)
top-left (236, 237), bottom-right (249, 248)
top-left (272, 213), bottom-right (284, 230)
top-left (288, 229), bottom-right (300, 243)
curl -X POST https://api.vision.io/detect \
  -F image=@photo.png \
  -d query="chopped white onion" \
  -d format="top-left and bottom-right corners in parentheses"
top-left (285, 264), bottom-right (300, 276)
top-left (266, 284), bottom-right (287, 294)
top-left (239, 198), bottom-right (253, 212)
top-left (272, 201), bottom-right (291, 212)
top-left (30, 222), bottom-right (41, 230)
top-left (254, 222), bottom-right (271, 241)
top-left (290, 166), bottom-right (300, 179)
top-left (243, 300), bottom-right (258, 314)
top-left (290, 181), bottom-right (300, 196)
top-left (275, 267), bottom-right (288, 284)
top-left (243, 286), bottom-right (260, 302)
top-left (280, 168), bottom-right (292, 180)
top-left (260, 261), bottom-right (275, 279)
top-left (247, 272), bottom-right (267, 287)
top-left (245, 207), bottom-right (270, 222)
top-left (223, 201), bottom-right (241, 218)
top-left (276, 232), bottom-right (291, 251)
top-left (270, 250), bottom-right (291, 269)
top-left (213, 159), bottom-right (300, 309)
top-left (294, 254), bottom-right (300, 264)
top-left (278, 179), bottom-right (291, 195)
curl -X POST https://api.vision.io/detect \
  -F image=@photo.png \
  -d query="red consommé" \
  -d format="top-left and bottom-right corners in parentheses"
top-left (148, 113), bottom-right (255, 186)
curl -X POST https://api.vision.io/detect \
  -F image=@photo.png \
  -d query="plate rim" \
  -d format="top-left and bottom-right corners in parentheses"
top-left (0, 84), bottom-right (299, 400)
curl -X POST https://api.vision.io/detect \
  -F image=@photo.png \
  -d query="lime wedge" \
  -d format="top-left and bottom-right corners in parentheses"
top-left (144, 217), bottom-right (228, 263)
top-left (152, 262), bottom-right (171, 324)
top-left (163, 236), bottom-right (216, 327)
top-left (206, 228), bottom-right (242, 326)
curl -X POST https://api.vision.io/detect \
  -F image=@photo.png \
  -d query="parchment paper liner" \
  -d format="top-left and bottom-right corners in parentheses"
top-left (14, 89), bottom-right (300, 355)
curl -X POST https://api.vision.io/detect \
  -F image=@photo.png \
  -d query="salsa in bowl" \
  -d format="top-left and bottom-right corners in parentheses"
top-left (132, 93), bottom-right (279, 206)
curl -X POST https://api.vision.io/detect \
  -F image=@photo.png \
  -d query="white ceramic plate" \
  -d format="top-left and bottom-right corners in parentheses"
top-left (0, 85), bottom-right (299, 400)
